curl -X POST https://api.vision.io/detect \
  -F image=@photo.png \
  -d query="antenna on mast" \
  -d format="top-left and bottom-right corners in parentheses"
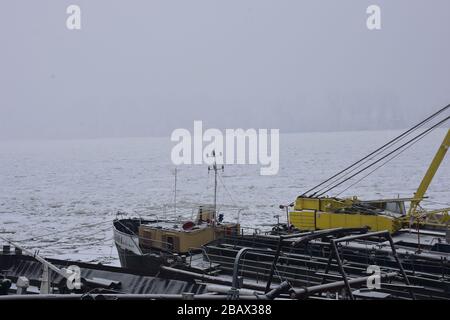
top-left (173, 167), bottom-right (178, 215)
top-left (208, 150), bottom-right (224, 226)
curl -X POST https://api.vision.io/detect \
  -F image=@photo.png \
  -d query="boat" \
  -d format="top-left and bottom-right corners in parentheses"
top-left (114, 206), bottom-right (240, 273)
top-left (113, 151), bottom-right (240, 274)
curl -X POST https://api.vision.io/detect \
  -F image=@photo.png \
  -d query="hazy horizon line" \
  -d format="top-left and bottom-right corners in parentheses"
top-left (1, 125), bottom-right (448, 143)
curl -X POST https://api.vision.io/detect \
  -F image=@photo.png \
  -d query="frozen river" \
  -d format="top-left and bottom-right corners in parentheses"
top-left (0, 128), bottom-right (448, 265)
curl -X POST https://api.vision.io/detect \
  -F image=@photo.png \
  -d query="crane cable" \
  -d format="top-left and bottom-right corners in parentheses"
top-left (315, 115), bottom-right (449, 197)
top-left (301, 104), bottom-right (450, 197)
top-left (333, 122), bottom-right (440, 197)
top-left (310, 123), bottom-right (431, 197)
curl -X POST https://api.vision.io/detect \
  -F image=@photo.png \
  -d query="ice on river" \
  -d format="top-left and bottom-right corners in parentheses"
top-left (0, 129), bottom-right (448, 265)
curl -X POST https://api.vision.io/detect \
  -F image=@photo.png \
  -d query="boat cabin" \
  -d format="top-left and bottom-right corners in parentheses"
top-left (138, 206), bottom-right (240, 253)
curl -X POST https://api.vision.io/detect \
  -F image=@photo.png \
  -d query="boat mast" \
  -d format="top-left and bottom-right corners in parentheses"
top-left (209, 150), bottom-right (224, 225)
top-left (214, 159), bottom-right (217, 218)
top-left (174, 168), bottom-right (178, 215)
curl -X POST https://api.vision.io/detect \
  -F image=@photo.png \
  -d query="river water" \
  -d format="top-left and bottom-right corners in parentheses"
top-left (0, 129), bottom-right (448, 265)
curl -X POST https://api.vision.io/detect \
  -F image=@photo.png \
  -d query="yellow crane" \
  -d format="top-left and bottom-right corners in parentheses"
top-left (405, 129), bottom-right (450, 228)
top-left (289, 115), bottom-right (449, 233)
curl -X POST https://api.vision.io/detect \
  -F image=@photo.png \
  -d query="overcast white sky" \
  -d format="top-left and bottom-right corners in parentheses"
top-left (0, 0), bottom-right (449, 139)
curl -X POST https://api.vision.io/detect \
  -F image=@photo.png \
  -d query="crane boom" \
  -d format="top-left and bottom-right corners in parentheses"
top-left (408, 129), bottom-right (450, 216)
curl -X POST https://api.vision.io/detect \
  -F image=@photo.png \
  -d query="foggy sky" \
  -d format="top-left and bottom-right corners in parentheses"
top-left (0, 0), bottom-right (449, 140)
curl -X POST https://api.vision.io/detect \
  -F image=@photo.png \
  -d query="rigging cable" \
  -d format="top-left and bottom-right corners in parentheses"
top-left (301, 104), bottom-right (450, 197)
top-left (308, 115), bottom-right (441, 197)
top-left (218, 173), bottom-right (239, 209)
top-left (19, 226), bottom-right (114, 249)
top-left (333, 122), bottom-right (439, 197)
top-left (14, 218), bottom-right (115, 243)
top-left (315, 115), bottom-right (449, 197)
top-left (312, 131), bottom-right (419, 197)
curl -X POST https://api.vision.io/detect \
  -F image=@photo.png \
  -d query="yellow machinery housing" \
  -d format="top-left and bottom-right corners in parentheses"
top-left (290, 197), bottom-right (402, 233)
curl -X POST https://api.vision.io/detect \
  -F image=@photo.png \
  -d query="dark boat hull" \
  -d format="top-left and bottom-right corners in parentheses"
top-left (115, 242), bottom-right (163, 275)
top-left (113, 218), bottom-right (450, 299)
top-left (0, 250), bottom-right (206, 295)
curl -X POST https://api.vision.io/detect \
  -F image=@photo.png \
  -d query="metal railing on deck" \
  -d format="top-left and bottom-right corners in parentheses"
top-left (187, 247), bottom-right (213, 269)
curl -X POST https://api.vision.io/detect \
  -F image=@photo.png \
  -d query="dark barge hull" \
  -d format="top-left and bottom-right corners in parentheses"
top-left (113, 219), bottom-right (450, 299)
top-left (115, 243), bottom-right (164, 275)
top-left (113, 218), bottom-right (168, 275)
top-left (202, 234), bottom-right (450, 298)
top-left (0, 249), bottom-right (206, 295)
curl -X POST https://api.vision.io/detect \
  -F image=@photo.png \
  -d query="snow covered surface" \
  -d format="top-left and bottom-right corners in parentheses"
top-left (0, 129), bottom-right (448, 265)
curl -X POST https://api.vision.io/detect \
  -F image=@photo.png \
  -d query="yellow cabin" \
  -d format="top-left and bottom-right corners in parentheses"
top-left (138, 206), bottom-right (240, 254)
